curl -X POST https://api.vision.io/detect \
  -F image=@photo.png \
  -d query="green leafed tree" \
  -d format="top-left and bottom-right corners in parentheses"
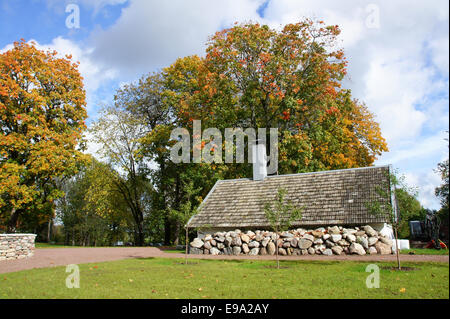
top-left (89, 104), bottom-right (152, 246)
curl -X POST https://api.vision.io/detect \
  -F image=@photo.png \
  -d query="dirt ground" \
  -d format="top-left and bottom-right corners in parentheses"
top-left (0, 247), bottom-right (448, 274)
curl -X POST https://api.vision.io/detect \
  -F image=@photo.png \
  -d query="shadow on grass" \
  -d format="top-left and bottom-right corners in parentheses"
top-left (135, 257), bottom-right (156, 260)
top-left (381, 266), bottom-right (420, 271)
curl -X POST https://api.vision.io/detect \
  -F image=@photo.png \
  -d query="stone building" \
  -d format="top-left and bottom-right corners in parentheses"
top-left (187, 143), bottom-right (397, 238)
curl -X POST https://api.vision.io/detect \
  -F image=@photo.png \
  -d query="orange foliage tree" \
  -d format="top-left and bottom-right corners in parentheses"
top-left (0, 40), bottom-right (88, 232)
top-left (164, 20), bottom-right (388, 176)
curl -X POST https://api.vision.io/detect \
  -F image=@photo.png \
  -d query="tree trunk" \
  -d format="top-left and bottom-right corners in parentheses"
top-left (7, 208), bottom-right (20, 233)
top-left (173, 221), bottom-right (181, 246)
top-left (164, 215), bottom-right (171, 245)
top-left (135, 220), bottom-right (145, 246)
top-left (47, 217), bottom-right (52, 243)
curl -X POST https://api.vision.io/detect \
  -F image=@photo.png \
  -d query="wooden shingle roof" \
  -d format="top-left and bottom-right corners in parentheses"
top-left (187, 165), bottom-right (392, 228)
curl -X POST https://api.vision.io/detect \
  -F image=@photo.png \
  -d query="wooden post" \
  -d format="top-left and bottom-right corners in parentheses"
top-left (394, 223), bottom-right (401, 270)
top-left (185, 226), bottom-right (188, 265)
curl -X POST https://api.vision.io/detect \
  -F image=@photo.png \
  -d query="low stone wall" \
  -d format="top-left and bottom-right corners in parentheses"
top-left (189, 225), bottom-right (393, 256)
top-left (0, 234), bottom-right (36, 261)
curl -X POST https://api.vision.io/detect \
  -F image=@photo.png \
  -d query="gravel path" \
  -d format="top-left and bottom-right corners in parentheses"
top-left (0, 247), bottom-right (448, 274)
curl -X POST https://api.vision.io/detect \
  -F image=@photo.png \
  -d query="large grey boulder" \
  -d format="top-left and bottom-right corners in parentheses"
top-left (215, 236), bottom-right (225, 243)
top-left (228, 231), bottom-right (237, 238)
top-left (363, 225), bottom-right (378, 237)
top-left (328, 226), bottom-right (340, 234)
top-left (190, 238), bottom-right (204, 248)
top-left (314, 238), bottom-right (323, 245)
top-left (240, 234), bottom-right (250, 244)
top-left (231, 236), bottom-right (242, 246)
top-left (248, 241), bottom-right (260, 248)
top-left (331, 234), bottom-right (342, 243)
top-left (322, 249), bottom-right (333, 256)
top-left (302, 234), bottom-right (315, 242)
top-left (332, 246), bottom-right (343, 255)
top-left (224, 236), bottom-right (233, 247)
top-left (345, 234), bottom-right (356, 242)
top-left (262, 237), bottom-right (271, 247)
top-left (246, 230), bottom-right (255, 238)
top-left (267, 242), bottom-right (276, 255)
top-left (312, 230), bottom-right (324, 238)
top-left (242, 243), bottom-right (250, 254)
top-left (223, 247), bottom-right (233, 255)
top-left (337, 239), bottom-right (350, 247)
top-left (281, 231), bottom-right (294, 238)
top-left (232, 246), bottom-right (242, 255)
top-left (325, 239), bottom-right (335, 248)
top-left (357, 236), bottom-right (369, 249)
top-left (379, 237), bottom-right (393, 246)
top-left (375, 242), bottom-right (392, 255)
top-left (249, 248), bottom-right (260, 255)
top-left (349, 243), bottom-right (366, 255)
top-left (190, 247), bottom-right (203, 254)
top-left (298, 238), bottom-right (313, 249)
top-left (368, 237), bottom-right (378, 246)
top-left (203, 241), bottom-right (212, 250)
top-left (255, 234), bottom-right (264, 242)
top-left (210, 247), bottom-right (220, 255)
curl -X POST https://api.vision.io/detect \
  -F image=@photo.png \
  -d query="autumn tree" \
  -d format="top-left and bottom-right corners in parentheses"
top-left (0, 40), bottom-right (88, 232)
top-left (165, 20), bottom-right (388, 176)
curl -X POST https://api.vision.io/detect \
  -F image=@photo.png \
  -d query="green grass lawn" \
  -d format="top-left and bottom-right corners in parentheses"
top-left (400, 248), bottom-right (449, 255)
top-left (1, 258), bottom-right (448, 299)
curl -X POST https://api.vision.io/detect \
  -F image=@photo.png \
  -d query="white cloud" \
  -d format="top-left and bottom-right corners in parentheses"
top-left (404, 170), bottom-right (443, 209)
top-left (89, 0), bottom-right (264, 77)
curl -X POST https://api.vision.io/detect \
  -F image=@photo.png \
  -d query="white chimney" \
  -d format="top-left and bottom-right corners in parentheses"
top-left (252, 139), bottom-right (267, 181)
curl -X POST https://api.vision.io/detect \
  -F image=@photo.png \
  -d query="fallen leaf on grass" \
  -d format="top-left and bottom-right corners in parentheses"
top-left (129, 279), bottom-right (134, 283)
top-left (198, 287), bottom-right (203, 291)
top-left (399, 288), bottom-right (406, 293)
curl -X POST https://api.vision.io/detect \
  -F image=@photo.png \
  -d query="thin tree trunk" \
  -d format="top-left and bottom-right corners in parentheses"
top-left (173, 222), bottom-right (181, 246)
top-left (276, 232), bottom-right (279, 269)
top-left (7, 208), bottom-right (20, 233)
top-left (185, 226), bottom-right (188, 265)
top-left (47, 217), bottom-right (52, 243)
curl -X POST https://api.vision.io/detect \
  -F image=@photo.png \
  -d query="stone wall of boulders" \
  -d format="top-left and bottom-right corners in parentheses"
top-left (189, 225), bottom-right (393, 256)
top-left (0, 234), bottom-right (36, 261)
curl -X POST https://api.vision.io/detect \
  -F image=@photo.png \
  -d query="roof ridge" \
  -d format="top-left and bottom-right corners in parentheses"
top-left (217, 165), bottom-right (390, 183)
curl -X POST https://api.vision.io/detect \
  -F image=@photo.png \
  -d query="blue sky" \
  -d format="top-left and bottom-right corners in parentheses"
top-left (1, 0), bottom-right (448, 209)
